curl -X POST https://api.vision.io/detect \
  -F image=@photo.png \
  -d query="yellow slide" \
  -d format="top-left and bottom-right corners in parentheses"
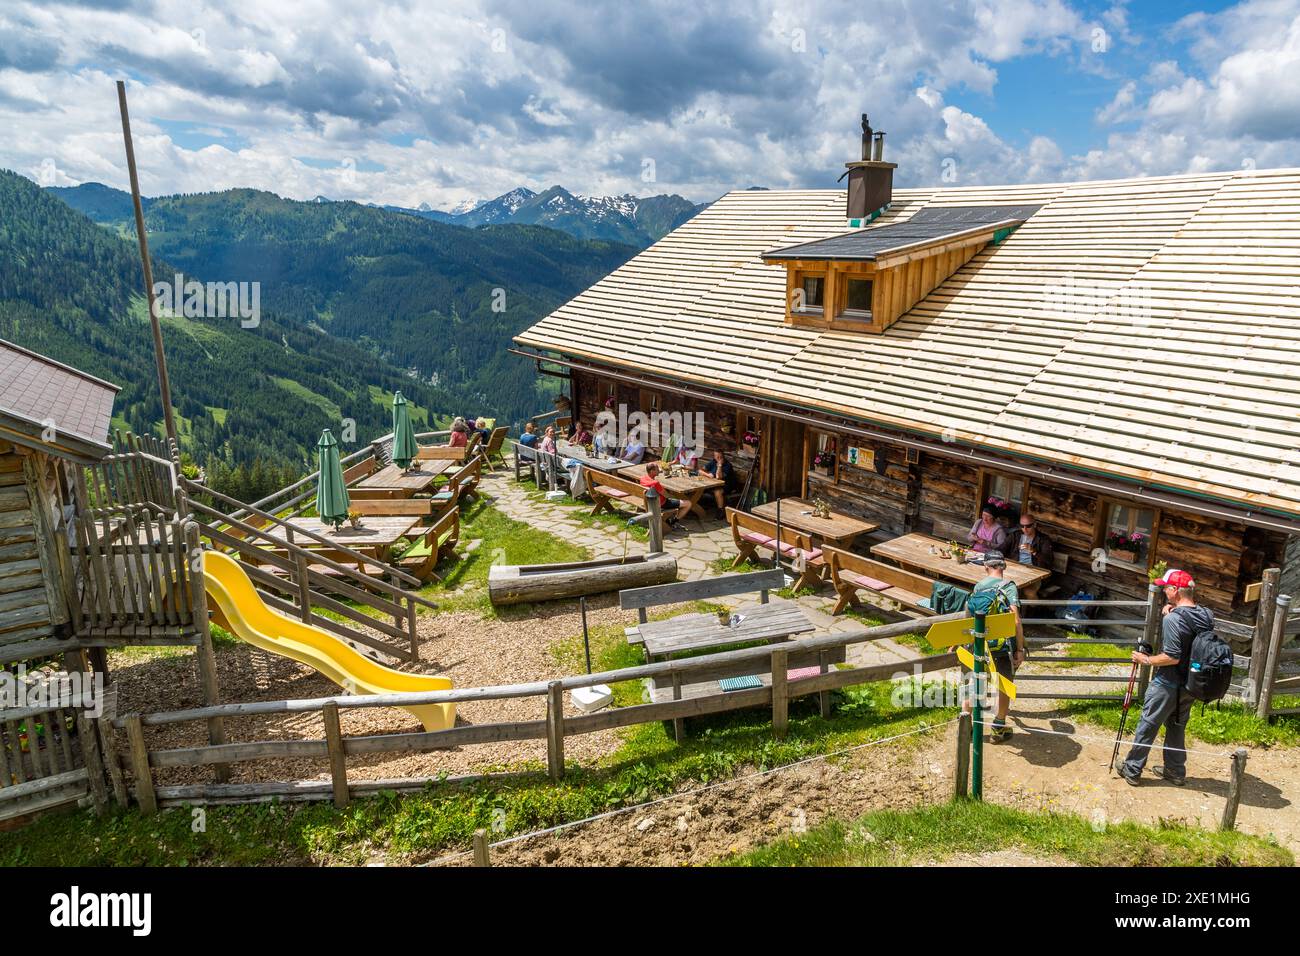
top-left (202, 550), bottom-right (454, 731)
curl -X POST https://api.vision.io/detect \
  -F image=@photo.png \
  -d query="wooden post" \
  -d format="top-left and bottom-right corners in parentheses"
top-left (1247, 569), bottom-right (1280, 705)
top-left (1220, 748), bottom-right (1249, 831)
top-left (124, 715), bottom-right (156, 814)
top-left (406, 601), bottom-right (419, 659)
top-left (1257, 594), bottom-right (1291, 719)
top-left (645, 487), bottom-right (663, 555)
top-left (818, 649), bottom-right (832, 718)
top-left (473, 828), bottom-right (491, 867)
top-left (671, 671), bottom-right (685, 743)
top-left (545, 680), bottom-right (565, 781)
top-left (954, 711), bottom-right (972, 800)
top-left (771, 648), bottom-right (789, 738)
top-left (76, 712), bottom-right (109, 814)
top-left (322, 702), bottom-right (350, 808)
top-left (117, 81), bottom-right (177, 445)
top-left (187, 523), bottom-right (228, 783)
top-left (1138, 583), bottom-right (1161, 700)
top-left (97, 716), bottom-right (129, 806)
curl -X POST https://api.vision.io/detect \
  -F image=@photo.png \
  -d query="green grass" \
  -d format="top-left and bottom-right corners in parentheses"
top-left (724, 799), bottom-right (1291, 867)
top-left (1061, 697), bottom-right (1300, 748)
top-left (707, 554), bottom-right (820, 600)
top-left (271, 377), bottom-right (342, 421)
top-left (419, 498), bottom-right (591, 615)
top-left (521, 481), bottom-right (651, 543)
top-left (0, 677), bottom-right (955, 866)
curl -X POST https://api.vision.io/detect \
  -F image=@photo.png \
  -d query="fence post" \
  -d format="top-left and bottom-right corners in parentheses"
top-left (1247, 569), bottom-right (1280, 704)
top-left (771, 648), bottom-right (789, 738)
top-left (407, 601), bottom-right (420, 659)
top-left (671, 671), bottom-right (685, 743)
top-left (322, 701), bottom-right (350, 809)
top-left (818, 649), bottom-right (832, 718)
top-left (546, 680), bottom-right (565, 781)
top-left (187, 523), bottom-right (228, 783)
top-left (1220, 748), bottom-right (1249, 831)
top-left (954, 711), bottom-right (972, 800)
top-left (97, 716), bottom-right (129, 806)
top-left (76, 711), bottom-right (109, 814)
top-left (473, 828), bottom-right (492, 867)
top-left (1257, 594), bottom-right (1292, 719)
top-left (1138, 584), bottom-right (1161, 700)
top-left (645, 488), bottom-right (663, 555)
top-left (124, 715), bottom-right (157, 814)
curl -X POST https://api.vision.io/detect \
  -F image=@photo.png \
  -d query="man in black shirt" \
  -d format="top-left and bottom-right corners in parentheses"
top-left (1118, 569), bottom-right (1211, 786)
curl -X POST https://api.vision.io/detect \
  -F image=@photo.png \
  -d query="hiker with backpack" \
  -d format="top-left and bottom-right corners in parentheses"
top-left (963, 551), bottom-right (1026, 743)
top-left (1118, 569), bottom-right (1232, 786)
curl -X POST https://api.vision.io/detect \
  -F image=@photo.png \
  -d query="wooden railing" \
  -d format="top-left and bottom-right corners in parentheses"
top-left (232, 429), bottom-right (451, 522)
top-left (113, 612), bottom-right (965, 811)
top-left (183, 480), bottom-right (437, 661)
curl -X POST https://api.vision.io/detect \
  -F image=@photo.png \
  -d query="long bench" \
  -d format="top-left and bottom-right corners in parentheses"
top-left (823, 544), bottom-right (936, 617)
top-left (393, 507), bottom-right (460, 581)
top-left (588, 468), bottom-right (650, 518)
top-left (725, 507), bottom-right (824, 593)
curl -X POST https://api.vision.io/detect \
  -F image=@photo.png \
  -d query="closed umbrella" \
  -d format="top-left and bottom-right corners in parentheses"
top-left (391, 391), bottom-right (418, 470)
top-left (316, 429), bottom-right (350, 529)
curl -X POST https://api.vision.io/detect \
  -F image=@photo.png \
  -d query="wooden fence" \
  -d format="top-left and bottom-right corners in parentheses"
top-left (110, 612), bottom-right (966, 811)
top-left (0, 679), bottom-right (114, 823)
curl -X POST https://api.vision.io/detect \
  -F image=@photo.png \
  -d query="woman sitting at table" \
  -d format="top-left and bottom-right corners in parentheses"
top-left (702, 449), bottom-right (737, 518)
top-left (968, 505), bottom-right (1008, 554)
top-left (619, 429), bottom-right (647, 464)
top-left (674, 441), bottom-right (701, 471)
top-left (448, 418), bottom-right (469, 448)
top-left (569, 419), bottom-right (593, 446)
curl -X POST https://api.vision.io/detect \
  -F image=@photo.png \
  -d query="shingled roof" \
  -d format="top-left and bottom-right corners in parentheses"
top-left (515, 168), bottom-right (1300, 522)
top-left (0, 339), bottom-right (119, 461)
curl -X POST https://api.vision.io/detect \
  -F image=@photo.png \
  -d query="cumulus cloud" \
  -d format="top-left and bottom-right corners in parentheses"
top-left (1, 0), bottom-right (1297, 208)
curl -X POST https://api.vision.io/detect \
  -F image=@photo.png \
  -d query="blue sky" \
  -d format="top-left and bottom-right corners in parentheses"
top-left (3, 0), bottom-right (1298, 207)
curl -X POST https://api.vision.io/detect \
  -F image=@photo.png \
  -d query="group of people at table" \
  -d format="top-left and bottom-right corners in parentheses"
top-left (967, 502), bottom-right (1055, 570)
top-left (517, 418), bottom-right (739, 525)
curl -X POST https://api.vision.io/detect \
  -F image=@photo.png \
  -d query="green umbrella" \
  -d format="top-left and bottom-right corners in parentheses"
top-left (391, 390), bottom-right (418, 470)
top-left (316, 429), bottom-right (350, 529)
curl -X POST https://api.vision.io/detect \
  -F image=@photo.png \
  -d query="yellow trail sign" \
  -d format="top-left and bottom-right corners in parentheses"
top-left (955, 645), bottom-right (1017, 700)
top-left (924, 612), bottom-right (1017, 650)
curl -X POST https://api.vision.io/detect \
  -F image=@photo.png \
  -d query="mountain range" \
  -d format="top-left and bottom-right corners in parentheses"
top-left (53, 182), bottom-right (707, 249)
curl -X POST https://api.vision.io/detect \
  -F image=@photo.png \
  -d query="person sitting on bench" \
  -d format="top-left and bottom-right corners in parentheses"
top-left (702, 448), bottom-right (737, 517)
top-left (639, 461), bottom-right (690, 529)
top-left (619, 429), bottom-right (647, 464)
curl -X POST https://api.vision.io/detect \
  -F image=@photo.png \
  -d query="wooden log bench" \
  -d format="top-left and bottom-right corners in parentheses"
top-left (725, 507), bottom-right (824, 593)
top-left (588, 469), bottom-right (650, 518)
top-left (823, 545), bottom-right (936, 617)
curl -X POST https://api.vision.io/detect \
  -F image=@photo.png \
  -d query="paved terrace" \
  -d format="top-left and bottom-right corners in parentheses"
top-left (479, 468), bottom-right (924, 672)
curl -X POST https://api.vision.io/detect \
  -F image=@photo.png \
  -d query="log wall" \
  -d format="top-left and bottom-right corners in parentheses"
top-left (0, 443), bottom-right (64, 650)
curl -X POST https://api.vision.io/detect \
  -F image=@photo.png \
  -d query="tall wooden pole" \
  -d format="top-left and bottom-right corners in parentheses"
top-left (117, 80), bottom-right (177, 446)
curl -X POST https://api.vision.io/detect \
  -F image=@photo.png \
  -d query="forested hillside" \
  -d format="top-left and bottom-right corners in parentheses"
top-left (49, 183), bottom-right (637, 426)
top-left (1, 170), bottom-right (456, 502)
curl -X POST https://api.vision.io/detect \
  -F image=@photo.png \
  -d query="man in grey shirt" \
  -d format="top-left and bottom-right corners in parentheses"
top-left (1119, 569), bottom-right (1211, 786)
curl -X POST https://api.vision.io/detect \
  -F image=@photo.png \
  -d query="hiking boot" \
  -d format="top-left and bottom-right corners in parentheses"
top-left (1152, 765), bottom-right (1186, 786)
top-left (1118, 766), bottom-right (1142, 787)
top-left (988, 721), bottom-right (1012, 743)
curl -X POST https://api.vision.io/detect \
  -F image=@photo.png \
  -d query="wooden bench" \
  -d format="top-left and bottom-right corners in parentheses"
top-left (416, 444), bottom-right (468, 463)
top-left (725, 508), bottom-right (824, 593)
top-left (620, 568), bottom-right (783, 635)
top-left (393, 508), bottom-right (460, 581)
top-left (588, 469), bottom-right (650, 517)
top-left (823, 544), bottom-right (936, 617)
top-left (342, 457), bottom-right (378, 484)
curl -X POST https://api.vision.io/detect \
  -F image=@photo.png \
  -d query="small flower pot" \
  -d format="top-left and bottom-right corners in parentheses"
top-left (814, 466), bottom-right (832, 478)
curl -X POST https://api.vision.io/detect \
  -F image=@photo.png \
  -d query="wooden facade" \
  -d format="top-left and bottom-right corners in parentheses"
top-left (569, 365), bottom-right (1288, 623)
top-left (0, 441), bottom-right (70, 651)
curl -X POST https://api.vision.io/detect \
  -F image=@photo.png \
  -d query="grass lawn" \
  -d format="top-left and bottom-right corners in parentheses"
top-left (1061, 696), bottom-right (1300, 748)
top-left (0, 677), bottom-right (957, 866)
top-left (724, 798), bottom-right (1292, 867)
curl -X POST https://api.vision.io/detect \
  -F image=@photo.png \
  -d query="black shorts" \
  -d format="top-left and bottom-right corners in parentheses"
top-left (664, 498), bottom-right (682, 510)
top-left (990, 648), bottom-right (1016, 678)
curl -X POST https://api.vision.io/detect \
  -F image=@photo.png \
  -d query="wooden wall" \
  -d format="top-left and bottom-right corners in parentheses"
top-left (565, 368), bottom-right (1286, 622)
top-left (0, 442), bottom-right (68, 650)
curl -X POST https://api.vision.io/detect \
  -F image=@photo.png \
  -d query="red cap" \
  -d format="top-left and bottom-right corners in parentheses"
top-left (1154, 569), bottom-right (1194, 588)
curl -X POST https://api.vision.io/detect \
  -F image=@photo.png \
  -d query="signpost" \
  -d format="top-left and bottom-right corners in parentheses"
top-left (925, 610), bottom-right (1018, 801)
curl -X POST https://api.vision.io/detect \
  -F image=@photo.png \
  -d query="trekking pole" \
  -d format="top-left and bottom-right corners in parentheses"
top-left (1109, 659), bottom-right (1140, 773)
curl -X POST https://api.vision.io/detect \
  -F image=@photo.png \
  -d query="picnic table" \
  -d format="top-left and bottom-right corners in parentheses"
top-left (259, 515), bottom-right (420, 564)
top-left (354, 460), bottom-right (451, 496)
top-left (751, 498), bottom-right (879, 548)
top-left (635, 603), bottom-right (814, 663)
top-left (870, 532), bottom-right (1051, 597)
top-left (556, 440), bottom-right (629, 473)
top-left (617, 462), bottom-right (724, 518)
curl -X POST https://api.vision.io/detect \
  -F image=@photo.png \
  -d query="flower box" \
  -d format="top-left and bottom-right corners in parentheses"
top-left (1108, 548), bottom-right (1137, 565)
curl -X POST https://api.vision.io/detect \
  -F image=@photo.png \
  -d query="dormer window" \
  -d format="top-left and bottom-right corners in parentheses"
top-left (796, 272), bottom-right (825, 315)
top-left (764, 205), bottom-right (1040, 334)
